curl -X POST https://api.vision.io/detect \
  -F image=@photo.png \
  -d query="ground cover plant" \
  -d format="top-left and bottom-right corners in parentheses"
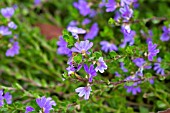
top-left (0, 0), bottom-right (170, 113)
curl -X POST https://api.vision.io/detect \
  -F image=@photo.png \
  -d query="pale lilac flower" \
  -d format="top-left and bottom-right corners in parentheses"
top-left (120, 0), bottom-right (134, 6)
top-left (95, 57), bottom-right (107, 73)
top-left (105, 0), bottom-right (117, 12)
top-left (148, 41), bottom-right (159, 61)
top-left (75, 86), bottom-right (92, 100)
top-left (73, 0), bottom-right (91, 16)
top-left (6, 41), bottom-right (20, 57)
top-left (0, 26), bottom-right (12, 36)
top-left (57, 36), bottom-right (71, 56)
top-left (122, 24), bottom-right (131, 33)
top-left (1, 7), bottom-right (14, 18)
top-left (8, 21), bottom-right (17, 29)
top-left (36, 96), bottom-right (56, 113)
top-left (100, 41), bottom-right (118, 53)
top-left (25, 106), bottom-right (35, 113)
top-left (84, 23), bottom-right (99, 40)
top-left (133, 58), bottom-right (145, 67)
top-left (160, 26), bottom-right (170, 41)
top-left (119, 5), bottom-right (133, 20)
top-left (84, 64), bottom-right (97, 82)
top-left (135, 69), bottom-right (144, 77)
top-left (67, 26), bottom-right (86, 34)
top-left (124, 86), bottom-right (141, 95)
top-left (120, 62), bottom-right (128, 72)
top-left (154, 57), bottom-right (165, 76)
top-left (67, 26), bottom-right (86, 39)
top-left (82, 18), bottom-right (91, 25)
top-left (71, 40), bottom-right (93, 55)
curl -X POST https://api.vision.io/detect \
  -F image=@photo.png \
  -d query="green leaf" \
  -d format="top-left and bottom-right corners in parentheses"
top-left (156, 100), bottom-right (167, 108)
top-left (73, 54), bottom-right (82, 64)
top-left (93, 51), bottom-right (102, 59)
top-left (108, 18), bottom-right (115, 25)
top-left (109, 51), bottom-right (117, 58)
top-left (139, 106), bottom-right (149, 113)
top-left (125, 46), bottom-right (134, 55)
top-left (145, 73), bottom-right (152, 78)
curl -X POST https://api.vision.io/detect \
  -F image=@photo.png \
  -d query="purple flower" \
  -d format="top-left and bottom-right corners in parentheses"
top-left (36, 96), bottom-right (56, 113)
top-left (0, 26), bottom-right (12, 36)
top-left (0, 90), bottom-right (12, 107)
top-left (67, 20), bottom-right (78, 27)
top-left (0, 90), bottom-right (4, 107)
top-left (67, 26), bottom-right (86, 39)
top-left (160, 26), bottom-right (170, 41)
top-left (84, 23), bottom-right (99, 40)
top-left (115, 72), bottom-right (121, 77)
top-left (34, 0), bottom-right (41, 5)
top-left (147, 41), bottom-right (159, 61)
top-left (100, 41), bottom-right (118, 53)
top-left (133, 58), bottom-right (145, 67)
top-left (95, 57), bottom-right (107, 73)
top-left (119, 5), bottom-right (133, 20)
top-left (114, 11), bottom-right (121, 22)
top-left (149, 79), bottom-right (154, 84)
top-left (105, 0), bottom-right (117, 12)
top-left (120, 0), bottom-right (134, 6)
top-left (120, 62), bottom-right (128, 72)
top-left (133, 0), bottom-right (139, 9)
top-left (1, 7), bottom-right (14, 18)
top-left (8, 21), bottom-right (17, 29)
top-left (154, 57), bottom-right (165, 76)
top-left (120, 27), bottom-right (136, 48)
top-left (25, 106), bottom-right (35, 113)
top-left (67, 26), bottom-right (86, 34)
top-left (4, 92), bottom-right (12, 104)
top-left (71, 40), bottom-right (93, 55)
top-left (84, 64), bottom-right (97, 82)
top-left (66, 59), bottom-right (82, 75)
top-left (66, 66), bottom-right (76, 75)
top-left (124, 86), bottom-right (141, 95)
top-left (82, 18), bottom-right (91, 25)
top-left (57, 36), bottom-right (71, 56)
top-left (73, 0), bottom-right (91, 16)
top-left (75, 86), bottom-right (92, 100)
top-left (89, 9), bottom-right (97, 18)
top-left (6, 41), bottom-right (20, 57)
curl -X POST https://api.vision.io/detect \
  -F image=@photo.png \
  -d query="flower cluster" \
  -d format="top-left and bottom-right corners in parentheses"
top-left (25, 96), bottom-right (56, 113)
top-left (0, 6), bottom-right (20, 57)
top-left (55, 0), bottom-right (166, 100)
